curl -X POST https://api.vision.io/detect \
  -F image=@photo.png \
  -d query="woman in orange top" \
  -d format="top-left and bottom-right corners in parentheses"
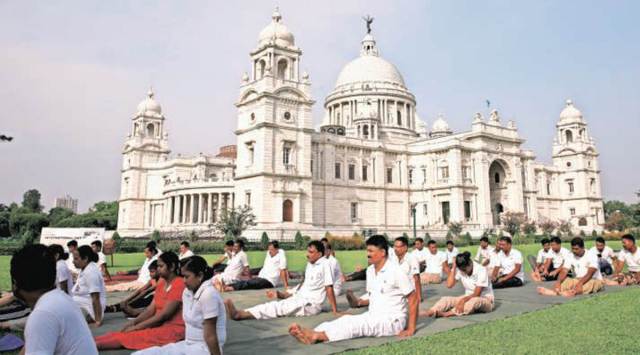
top-left (95, 252), bottom-right (185, 351)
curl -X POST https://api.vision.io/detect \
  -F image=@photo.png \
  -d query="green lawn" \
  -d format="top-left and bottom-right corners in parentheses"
top-left (0, 240), bottom-right (621, 291)
top-left (346, 286), bottom-right (640, 355)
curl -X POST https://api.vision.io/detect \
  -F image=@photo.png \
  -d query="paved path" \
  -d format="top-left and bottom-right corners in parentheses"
top-left (94, 279), bottom-right (624, 355)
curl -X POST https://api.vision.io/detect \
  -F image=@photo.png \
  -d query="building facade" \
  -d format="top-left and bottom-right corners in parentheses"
top-left (54, 195), bottom-right (78, 214)
top-left (117, 10), bottom-right (604, 239)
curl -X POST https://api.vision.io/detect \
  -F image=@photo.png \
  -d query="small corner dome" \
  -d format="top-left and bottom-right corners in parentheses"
top-left (432, 115), bottom-right (450, 133)
top-left (258, 8), bottom-right (295, 48)
top-left (136, 89), bottom-right (162, 115)
top-left (559, 99), bottom-right (583, 121)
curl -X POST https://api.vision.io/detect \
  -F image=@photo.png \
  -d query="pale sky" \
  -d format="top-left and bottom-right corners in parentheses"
top-left (1, 0), bottom-right (638, 212)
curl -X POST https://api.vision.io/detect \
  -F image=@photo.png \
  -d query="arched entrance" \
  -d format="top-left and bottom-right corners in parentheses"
top-left (282, 199), bottom-right (293, 222)
top-left (489, 160), bottom-right (508, 225)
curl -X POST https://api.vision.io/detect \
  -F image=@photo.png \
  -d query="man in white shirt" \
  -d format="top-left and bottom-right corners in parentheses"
top-left (11, 244), bottom-right (98, 354)
top-left (490, 236), bottom-right (524, 288)
top-left (421, 240), bottom-right (450, 285)
top-left (411, 238), bottom-right (429, 273)
top-left (106, 245), bottom-right (159, 292)
top-left (606, 234), bottom-right (640, 286)
top-left (388, 237), bottom-right (422, 302)
top-left (91, 240), bottom-right (111, 281)
top-left (537, 237), bottom-right (604, 297)
top-left (288, 235), bottom-right (418, 344)
top-left (590, 237), bottom-right (615, 275)
top-left (224, 241), bottom-right (338, 320)
top-left (528, 238), bottom-right (551, 280)
top-left (536, 237), bottom-right (572, 282)
top-left (214, 239), bottom-right (250, 291)
top-left (66, 240), bottom-right (80, 280)
top-left (225, 240), bottom-right (289, 291)
top-left (445, 241), bottom-right (459, 267)
top-left (322, 241), bottom-right (344, 296)
top-left (211, 240), bottom-right (235, 274)
top-left (179, 240), bottom-right (195, 260)
top-left (474, 236), bottom-right (494, 266)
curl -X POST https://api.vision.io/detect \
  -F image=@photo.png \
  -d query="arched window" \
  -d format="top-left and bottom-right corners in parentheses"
top-left (146, 123), bottom-right (155, 137)
top-left (363, 125), bottom-right (369, 138)
top-left (397, 110), bottom-right (402, 125)
top-left (282, 199), bottom-right (293, 222)
top-left (258, 60), bottom-right (266, 79)
top-left (277, 59), bottom-right (288, 80)
top-left (578, 217), bottom-right (588, 226)
top-left (494, 172), bottom-right (500, 184)
top-left (565, 130), bottom-right (573, 143)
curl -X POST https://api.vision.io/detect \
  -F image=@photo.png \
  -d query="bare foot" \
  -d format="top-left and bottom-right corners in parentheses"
top-left (419, 308), bottom-right (435, 318)
top-left (223, 286), bottom-right (234, 292)
top-left (289, 323), bottom-right (314, 345)
top-left (346, 290), bottom-right (360, 308)
top-left (536, 287), bottom-right (557, 296)
top-left (224, 299), bottom-right (238, 320)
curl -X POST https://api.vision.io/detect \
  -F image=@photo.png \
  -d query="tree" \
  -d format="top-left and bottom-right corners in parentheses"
top-left (214, 205), bottom-right (257, 239)
top-left (558, 220), bottom-right (572, 235)
top-left (22, 189), bottom-right (43, 212)
top-left (9, 210), bottom-right (49, 242)
top-left (111, 231), bottom-right (122, 252)
top-left (538, 219), bottom-right (558, 236)
top-left (522, 220), bottom-right (537, 235)
top-left (604, 211), bottom-right (629, 232)
top-left (294, 231), bottom-right (305, 250)
top-left (0, 210), bottom-right (10, 238)
top-left (500, 211), bottom-right (525, 237)
top-left (48, 207), bottom-right (74, 226)
top-left (54, 201), bottom-right (118, 230)
top-left (260, 232), bottom-right (270, 249)
top-left (447, 222), bottom-right (463, 239)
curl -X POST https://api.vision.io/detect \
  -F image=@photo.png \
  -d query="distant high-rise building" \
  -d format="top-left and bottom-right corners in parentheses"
top-left (54, 195), bottom-right (78, 213)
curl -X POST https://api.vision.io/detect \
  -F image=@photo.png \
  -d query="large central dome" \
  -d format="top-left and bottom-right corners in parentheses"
top-left (335, 55), bottom-right (406, 88)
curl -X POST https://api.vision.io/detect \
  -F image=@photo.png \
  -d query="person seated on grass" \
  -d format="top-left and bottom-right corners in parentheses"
top-left (420, 251), bottom-right (494, 318)
top-left (48, 244), bottom-right (74, 294)
top-left (411, 237), bottom-right (428, 272)
top-left (288, 235), bottom-right (418, 345)
top-left (133, 256), bottom-right (226, 355)
top-left (106, 260), bottom-right (159, 317)
top-left (590, 237), bottom-right (616, 276)
top-left (320, 237), bottom-right (336, 257)
top-left (72, 245), bottom-right (106, 326)
top-left (343, 265), bottom-right (367, 282)
top-left (115, 241), bottom-right (162, 278)
top-left (224, 240), bottom-right (289, 292)
top-left (178, 240), bottom-right (195, 260)
top-left (604, 234), bottom-right (640, 286)
top-left (67, 239), bottom-right (80, 280)
top-left (95, 252), bottom-right (186, 351)
top-left (91, 240), bottom-right (112, 281)
top-left (322, 241), bottom-right (344, 296)
top-left (0, 291), bottom-right (31, 331)
top-left (527, 238), bottom-right (551, 278)
top-left (474, 236), bottom-right (494, 266)
top-left (490, 236), bottom-right (524, 288)
top-left (224, 241), bottom-right (338, 321)
top-left (420, 240), bottom-right (450, 285)
top-left (211, 240), bottom-right (236, 274)
top-left (537, 237), bottom-right (604, 297)
top-left (107, 245), bottom-right (159, 292)
top-left (445, 240), bottom-right (459, 268)
top-left (213, 239), bottom-right (250, 292)
top-left (531, 237), bottom-right (572, 282)
top-left (11, 244), bottom-right (98, 354)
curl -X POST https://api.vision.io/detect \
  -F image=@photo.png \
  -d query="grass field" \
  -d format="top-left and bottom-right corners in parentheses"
top-left (346, 286), bottom-right (640, 355)
top-left (0, 240), bottom-right (620, 291)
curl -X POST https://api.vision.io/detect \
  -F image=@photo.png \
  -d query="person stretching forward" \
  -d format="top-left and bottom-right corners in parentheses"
top-left (288, 235), bottom-right (418, 344)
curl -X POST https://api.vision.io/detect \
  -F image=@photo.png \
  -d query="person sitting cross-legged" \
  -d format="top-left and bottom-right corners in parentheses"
top-left (537, 237), bottom-right (604, 297)
top-left (420, 251), bottom-right (494, 318)
top-left (590, 237), bottom-right (616, 276)
top-left (411, 238), bottom-right (428, 273)
top-left (490, 236), bottom-right (524, 288)
top-left (389, 237), bottom-right (422, 302)
top-left (288, 235), bottom-right (418, 344)
top-left (322, 241), bottom-right (344, 296)
top-left (105, 260), bottom-right (159, 317)
top-left (536, 237), bottom-right (572, 282)
top-left (224, 241), bottom-right (338, 321)
top-left (445, 241), bottom-right (459, 269)
top-left (213, 239), bottom-right (250, 292)
top-left (528, 238), bottom-right (551, 281)
top-left (72, 246), bottom-right (107, 326)
top-left (474, 236), bottom-right (494, 267)
top-left (420, 240), bottom-right (450, 285)
top-left (224, 240), bottom-right (289, 292)
top-left (604, 234), bottom-right (640, 286)
top-left (178, 241), bottom-right (194, 260)
top-left (211, 240), bottom-right (235, 274)
top-left (107, 245), bottom-right (159, 292)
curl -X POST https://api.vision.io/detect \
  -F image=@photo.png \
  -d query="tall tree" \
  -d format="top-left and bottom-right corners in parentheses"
top-left (215, 206), bottom-right (257, 238)
top-left (22, 189), bottom-right (43, 212)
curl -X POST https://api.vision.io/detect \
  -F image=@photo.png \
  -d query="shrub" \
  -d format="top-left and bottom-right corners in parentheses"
top-left (456, 232), bottom-right (473, 246)
top-left (538, 219), bottom-right (557, 236)
top-left (591, 230), bottom-right (599, 239)
top-left (151, 230), bottom-right (161, 243)
top-left (326, 234), bottom-right (365, 250)
top-left (500, 211), bottom-right (525, 236)
top-left (260, 232), bottom-right (269, 249)
top-left (448, 222), bottom-right (463, 239)
top-left (522, 220), bottom-right (537, 235)
top-left (424, 232), bottom-right (431, 241)
top-left (294, 231), bottom-right (305, 250)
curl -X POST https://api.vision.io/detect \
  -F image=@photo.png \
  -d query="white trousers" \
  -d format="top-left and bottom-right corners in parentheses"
top-left (314, 312), bottom-right (406, 342)
top-left (132, 340), bottom-right (223, 355)
top-left (72, 295), bottom-right (104, 320)
top-left (247, 296), bottom-right (322, 320)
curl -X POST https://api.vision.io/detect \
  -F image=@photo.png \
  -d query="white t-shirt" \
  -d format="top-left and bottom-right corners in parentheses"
top-left (475, 246), bottom-right (494, 263)
top-left (495, 249), bottom-right (525, 281)
top-left (137, 254), bottom-right (159, 284)
top-left (424, 250), bottom-right (448, 275)
top-left (618, 247), bottom-right (640, 272)
top-left (56, 259), bottom-right (74, 292)
top-left (96, 252), bottom-right (106, 267)
top-left (326, 255), bottom-right (343, 292)
top-left (296, 257), bottom-right (334, 305)
top-left (548, 247), bottom-right (572, 269)
top-left (222, 250), bottom-right (249, 282)
top-left (182, 281), bottom-right (226, 353)
top-left (71, 262), bottom-right (106, 319)
top-left (445, 247), bottom-right (460, 264)
top-left (366, 259), bottom-right (415, 320)
top-left (456, 261), bottom-right (494, 298)
top-left (412, 248), bottom-right (429, 265)
top-left (25, 289), bottom-right (98, 355)
top-left (389, 251), bottom-right (420, 277)
top-left (589, 246), bottom-right (615, 265)
top-left (179, 249), bottom-right (195, 260)
top-left (535, 248), bottom-right (551, 264)
top-left (66, 257), bottom-right (79, 277)
top-left (563, 250), bottom-right (602, 280)
top-left (258, 249), bottom-right (287, 287)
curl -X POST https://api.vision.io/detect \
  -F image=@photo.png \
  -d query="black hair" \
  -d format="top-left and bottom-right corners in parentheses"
top-left (365, 235), bottom-right (388, 256)
top-left (324, 242), bottom-right (333, 251)
top-left (235, 239), bottom-right (245, 250)
top-left (480, 236), bottom-right (489, 243)
top-left (455, 251), bottom-right (472, 269)
top-left (570, 237), bottom-right (585, 248)
top-left (158, 251), bottom-right (181, 275)
top-left (622, 234), bottom-right (636, 243)
top-left (308, 240), bottom-right (325, 255)
top-left (148, 260), bottom-right (158, 270)
top-left (595, 237), bottom-right (605, 244)
top-left (225, 240), bottom-right (234, 247)
top-left (77, 245), bottom-right (98, 263)
top-left (320, 237), bottom-right (329, 243)
top-left (268, 240), bottom-right (280, 249)
top-left (446, 240), bottom-right (455, 246)
top-left (540, 238), bottom-right (550, 245)
top-left (427, 240), bottom-right (437, 246)
top-left (147, 241), bottom-right (157, 249)
top-left (91, 240), bottom-right (102, 249)
top-left (47, 244), bottom-right (69, 261)
top-left (67, 240), bottom-right (78, 248)
top-left (414, 237), bottom-right (424, 244)
top-left (144, 245), bottom-right (158, 255)
top-left (181, 256), bottom-right (214, 282)
top-left (394, 236), bottom-right (409, 247)
top-left (550, 236), bottom-right (562, 244)
top-left (11, 244), bottom-right (56, 292)
top-left (499, 236), bottom-right (512, 245)
top-left (180, 241), bottom-right (190, 248)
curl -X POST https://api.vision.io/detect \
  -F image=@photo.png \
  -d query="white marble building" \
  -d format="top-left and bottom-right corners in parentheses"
top-left (117, 10), bottom-right (604, 239)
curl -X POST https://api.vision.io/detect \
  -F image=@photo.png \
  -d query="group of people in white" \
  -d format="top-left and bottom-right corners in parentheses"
top-left (5, 232), bottom-right (639, 353)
